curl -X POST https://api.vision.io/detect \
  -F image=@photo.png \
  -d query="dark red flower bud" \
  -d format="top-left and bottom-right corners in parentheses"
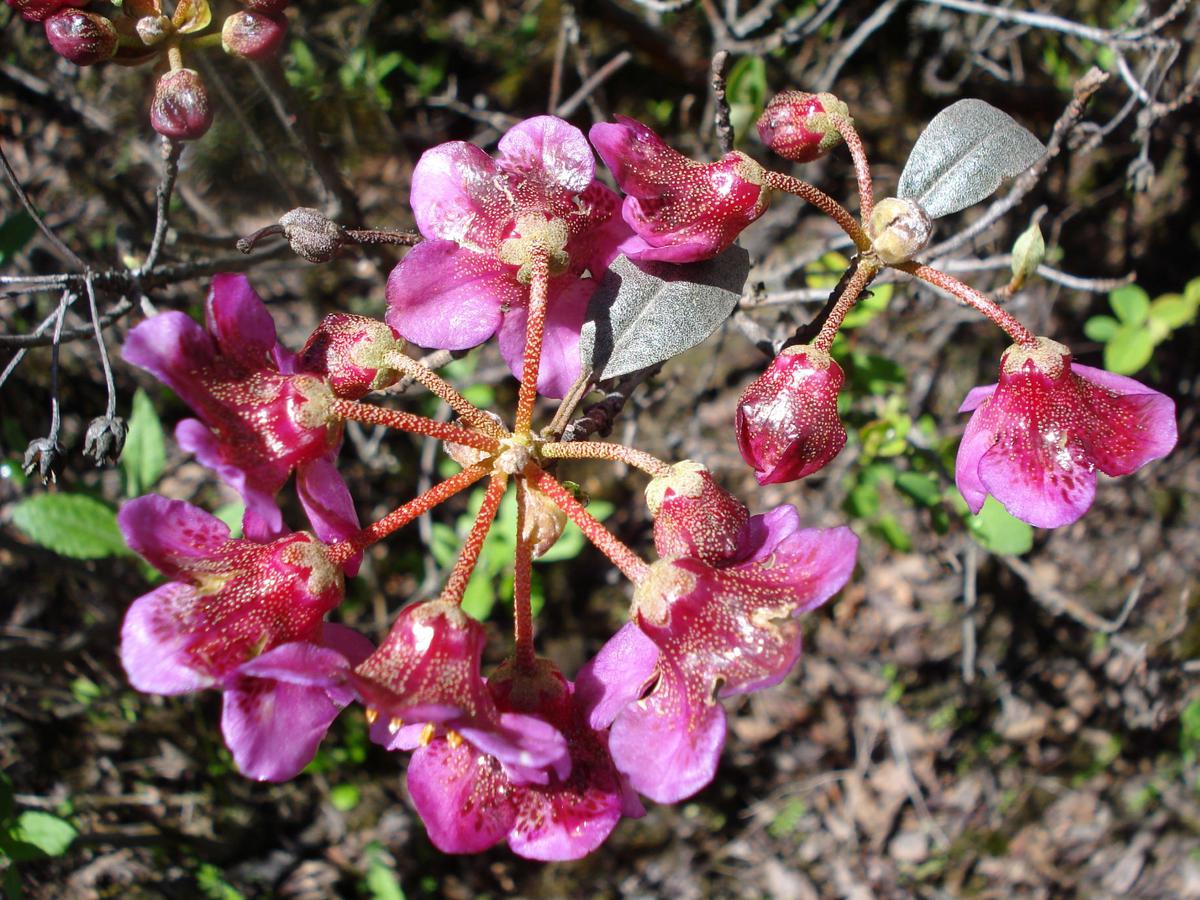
top-left (221, 9), bottom-right (286, 60)
top-left (6, 0), bottom-right (82, 24)
top-left (296, 313), bottom-right (404, 399)
top-left (736, 345), bottom-right (847, 484)
top-left (757, 91), bottom-right (850, 163)
top-left (44, 9), bottom-right (117, 65)
top-left (150, 68), bottom-right (212, 141)
top-left (240, 0), bottom-right (288, 13)
top-left (646, 460), bottom-right (749, 565)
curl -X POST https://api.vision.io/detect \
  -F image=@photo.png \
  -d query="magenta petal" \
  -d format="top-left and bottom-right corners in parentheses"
top-left (385, 241), bottom-right (512, 351)
top-left (461, 712), bottom-right (571, 786)
top-left (1072, 364), bottom-right (1178, 475)
top-left (296, 454), bottom-right (359, 557)
top-left (204, 274), bottom-right (278, 372)
top-left (608, 663), bottom-right (727, 804)
top-left (409, 142), bottom-right (508, 247)
top-left (120, 583), bottom-right (214, 695)
top-left (497, 277), bottom-right (591, 398)
top-left (748, 519), bottom-right (859, 615)
top-left (576, 622), bottom-right (660, 731)
top-left (959, 382), bottom-right (997, 413)
top-left (235, 640), bottom-right (352, 688)
top-left (407, 739), bottom-right (516, 854)
top-left (505, 783), bottom-right (624, 862)
top-left (221, 675), bottom-right (340, 781)
top-left (121, 311), bottom-right (215, 410)
top-left (118, 495), bottom-right (230, 578)
top-left (978, 439), bottom-right (1096, 528)
top-left (320, 623), bottom-right (374, 668)
top-left (175, 418), bottom-right (286, 536)
top-left (497, 115), bottom-right (594, 201)
top-left (955, 403), bottom-right (995, 515)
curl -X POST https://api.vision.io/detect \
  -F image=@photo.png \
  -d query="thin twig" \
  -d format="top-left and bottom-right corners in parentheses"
top-left (0, 140), bottom-right (86, 270)
top-left (84, 275), bottom-right (117, 419)
top-left (141, 138), bottom-right (182, 272)
top-left (711, 50), bottom-right (734, 156)
top-left (554, 50), bottom-right (633, 119)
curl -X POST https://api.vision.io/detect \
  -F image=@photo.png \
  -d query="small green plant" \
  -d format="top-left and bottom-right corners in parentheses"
top-left (1084, 279), bottom-right (1199, 375)
top-left (0, 772), bottom-right (78, 899)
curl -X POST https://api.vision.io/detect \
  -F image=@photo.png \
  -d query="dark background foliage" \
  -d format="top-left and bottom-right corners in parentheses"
top-left (1, 1), bottom-right (1198, 896)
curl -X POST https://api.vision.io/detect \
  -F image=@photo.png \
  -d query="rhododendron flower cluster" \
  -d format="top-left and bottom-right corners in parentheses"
top-left (108, 99), bottom-right (1177, 863)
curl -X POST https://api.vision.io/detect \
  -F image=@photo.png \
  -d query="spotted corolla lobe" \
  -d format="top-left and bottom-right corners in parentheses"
top-left (385, 116), bottom-right (630, 398)
top-left (580, 504), bottom-right (858, 803)
top-left (735, 344), bottom-right (847, 484)
top-left (118, 495), bottom-right (369, 781)
top-left (404, 659), bottom-right (643, 860)
top-left (955, 336), bottom-right (1177, 528)
top-left (122, 274), bottom-right (358, 545)
top-left (645, 460), bottom-right (749, 564)
top-left (589, 115), bottom-right (771, 263)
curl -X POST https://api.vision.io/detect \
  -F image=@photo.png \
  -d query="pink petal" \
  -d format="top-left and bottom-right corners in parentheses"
top-left (497, 115), bottom-right (594, 204)
top-left (607, 659), bottom-right (727, 804)
top-left (384, 241), bottom-right (513, 351)
top-left (234, 640), bottom-right (352, 688)
top-left (221, 676), bottom-right (341, 781)
top-left (959, 382), bottom-right (997, 413)
top-left (496, 277), bottom-right (592, 398)
top-left (564, 181), bottom-right (629, 273)
top-left (320, 623), bottom-right (374, 668)
top-left (576, 622), bottom-right (660, 731)
top-left (460, 712), bottom-right (571, 786)
top-left (1072, 364), bottom-right (1178, 475)
top-left (121, 311), bottom-right (215, 410)
top-left (590, 118), bottom-right (680, 199)
top-left (175, 419), bottom-right (287, 536)
top-left (746, 520), bottom-right (859, 616)
top-left (204, 274), bottom-right (278, 372)
top-left (407, 739), bottom-right (516, 854)
top-left (296, 455), bottom-right (360, 566)
top-left (120, 582), bottom-right (214, 695)
top-left (118, 495), bottom-right (230, 578)
top-left (409, 142), bottom-right (510, 248)
top-left (955, 401), bottom-right (998, 514)
top-left (977, 437), bottom-right (1097, 528)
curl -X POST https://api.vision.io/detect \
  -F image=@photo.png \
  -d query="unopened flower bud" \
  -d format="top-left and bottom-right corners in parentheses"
top-left (1009, 221), bottom-right (1044, 291)
top-left (6, 0), bottom-right (80, 24)
top-left (240, 0), bottom-right (288, 13)
top-left (297, 313), bottom-right (404, 399)
top-left (135, 14), bottom-right (173, 47)
top-left (221, 10), bottom-right (287, 60)
top-left (757, 90), bottom-right (850, 163)
top-left (83, 415), bottom-right (128, 467)
top-left (23, 437), bottom-right (63, 484)
top-left (867, 196), bottom-right (932, 265)
top-left (44, 10), bottom-right (118, 66)
top-left (646, 460), bottom-right (749, 565)
top-left (736, 345), bottom-right (846, 484)
top-left (519, 485), bottom-right (567, 559)
top-left (150, 68), bottom-right (212, 141)
top-left (278, 207), bottom-right (347, 264)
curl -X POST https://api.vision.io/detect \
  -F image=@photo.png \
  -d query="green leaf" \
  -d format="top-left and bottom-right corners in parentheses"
top-left (846, 483), bottom-right (880, 519)
top-left (196, 863), bottom-right (244, 900)
top-left (804, 252), bottom-right (850, 290)
top-left (5, 811), bottom-right (76, 861)
top-left (364, 845), bottom-right (406, 900)
top-left (0, 211), bottom-right (36, 266)
top-left (1185, 277), bottom-right (1200, 309)
top-left (841, 284), bottom-right (893, 330)
top-left (968, 496), bottom-right (1033, 555)
top-left (121, 388), bottom-right (166, 497)
top-left (1109, 285), bottom-right (1150, 326)
top-left (460, 570), bottom-right (497, 622)
top-left (1083, 314), bottom-right (1119, 343)
top-left (329, 784), bottom-right (360, 812)
top-left (725, 56), bottom-right (767, 143)
top-left (537, 500), bottom-right (613, 563)
top-left (428, 522), bottom-right (461, 569)
top-left (896, 472), bottom-right (941, 507)
top-left (213, 502), bottom-right (245, 539)
top-left (1149, 293), bottom-right (1197, 330)
top-left (871, 515), bottom-right (911, 552)
top-left (11, 493), bottom-right (131, 559)
top-left (1103, 324), bottom-right (1154, 375)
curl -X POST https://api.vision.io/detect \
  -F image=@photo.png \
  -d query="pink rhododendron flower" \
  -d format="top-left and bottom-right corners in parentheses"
top-left (956, 337), bottom-right (1177, 528)
top-left (123, 274), bottom-right (358, 545)
top-left (118, 495), bottom-right (372, 780)
top-left (589, 115), bottom-right (770, 263)
top-left (735, 344), bottom-right (847, 484)
top-left (579, 502), bottom-right (858, 803)
top-left (385, 116), bottom-right (630, 398)
top-left (397, 659), bottom-right (642, 860)
top-left (355, 600), bottom-right (569, 780)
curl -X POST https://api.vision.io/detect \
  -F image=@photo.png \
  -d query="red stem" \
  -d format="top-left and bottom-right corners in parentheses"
top-left (762, 170), bottom-right (871, 251)
top-left (385, 352), bottom-right (508, 438)
top-left (828, 114), bottom-right (874, 222)
top-left (439, 471), bottom-right (508, 605)
top-left (526, 465), bottom-right (648, 584)
top-left (539, 440), bottom-right (673, 478)
top-left (812, 257), bottom-right (882, 352)
top-left (511, 479), bottom-right (537, 672)
top-left (327, 463), bottom-right (490, 564)
top-left (330, 398), bottom-right (500, 452)
top-left (900, 263), bottom-right (1038, 346)
top-left (515, 248), bottom-right (550, 436)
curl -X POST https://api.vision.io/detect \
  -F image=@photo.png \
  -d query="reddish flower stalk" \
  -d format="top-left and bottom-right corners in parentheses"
top-left (439, 471), bottom-right (509, 604)
top-left (540, 441), bottom-right (673, 478)
top-left (527, 466), bottom-right (648, 584)
top-left (761, 170), bottom-right (871, 251)
top-left (515, 248), bottom-right (551, 436)
top-left (826, 114), bottom-right (873, 221)
top-left (899, 262), bottom-right (1037, 347)
top-left (329, 398), bottom-right (501, 452)
top-left (385, 351), bottom-right (508, 438)
top-left (328, 464), bottom-right (491, 565)
top-left (811, 257), bottom-right (882, 352)
top-left (511, 480), bottom-right (537, 673)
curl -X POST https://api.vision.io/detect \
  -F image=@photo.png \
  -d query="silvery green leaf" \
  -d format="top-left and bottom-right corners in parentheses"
top-left (580, 247), bottom-right (750, 380)
top-left (898, 99), bottom-right (1045, 219)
